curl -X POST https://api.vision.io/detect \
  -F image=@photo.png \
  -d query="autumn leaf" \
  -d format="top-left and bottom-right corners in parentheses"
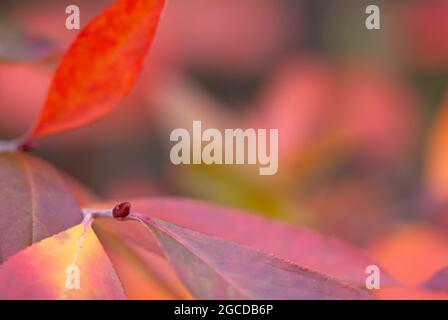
top-left (0, 152), bottom-right (82, 263)
top-left (90, 197), bottom-right (396, 287)
top-left (0, 224), bottom-right (126, 299)
top-left (130, 214), bottom-right (372, 300)
top-left (0, 212), bottom-right (190, 299)
top-left (0, 196), bottom-right (388, 299)
top-left (93, 218), bottom-right (192, 299)
top-left (0, 209), bottom-right (371, 300)
top-left (28, 0), bottom-right (165, 139)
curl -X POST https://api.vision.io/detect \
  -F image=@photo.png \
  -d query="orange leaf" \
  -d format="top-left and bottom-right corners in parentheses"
top-left (0, 210), bottom-right (191, 299)
top-left (93, 218), bottom-right (192, 299)
top-left (0, 224), bottom-right (126, 299)
top-left (0, 212), bottom-right (191, 299)
top-left (29, 0), bottom-right (165, 139)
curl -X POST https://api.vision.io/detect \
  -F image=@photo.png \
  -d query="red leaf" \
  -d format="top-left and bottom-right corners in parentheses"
top-left (0, 153), bottom-right (82, 263)
top-left (135, 215), bottom-right (372, 299)
top-left (29, 0), bottom-right (165, 139)
top-left (89, 197), bottom-right (396, 286)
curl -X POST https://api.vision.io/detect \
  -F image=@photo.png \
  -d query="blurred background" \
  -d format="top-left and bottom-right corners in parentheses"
top-left (0, 0), bottom-right (447, 251)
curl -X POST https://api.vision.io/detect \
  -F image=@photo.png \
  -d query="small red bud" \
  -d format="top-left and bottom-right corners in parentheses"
top-left (18, 140), bottom-right (36, 152)
top-left (112, 202), bottom-right (131, 219)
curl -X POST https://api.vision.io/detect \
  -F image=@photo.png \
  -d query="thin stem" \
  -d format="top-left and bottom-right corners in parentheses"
top-left (0, 140), bottom-right (19, 152)
top-left (81, 208), bottom-right (114, 219)
top-left (0, 137), bottom-right (35, 153)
